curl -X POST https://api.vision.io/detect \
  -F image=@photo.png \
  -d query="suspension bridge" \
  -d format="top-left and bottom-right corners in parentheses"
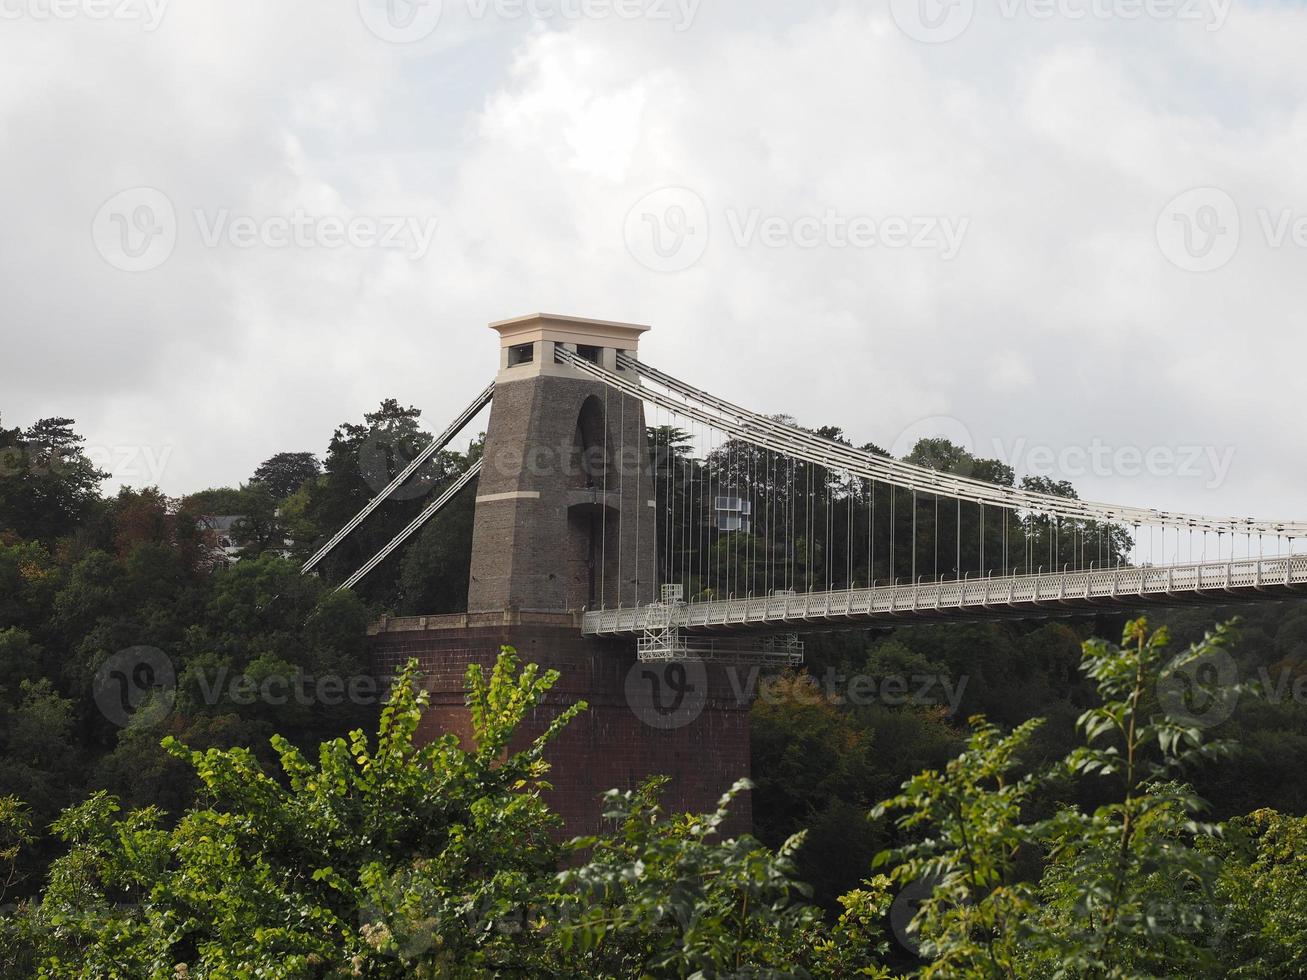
top-left (311, 313), bottom-right (1303, 832)
top-left (305, 314), bottom-right (1306, 664)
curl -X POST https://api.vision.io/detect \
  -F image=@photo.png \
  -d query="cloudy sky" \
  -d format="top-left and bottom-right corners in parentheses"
top-left (2, 0), bottom-right (1304, 532)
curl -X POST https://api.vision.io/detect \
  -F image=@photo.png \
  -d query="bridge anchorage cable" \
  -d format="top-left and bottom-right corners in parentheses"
top-left (302, 380), bottom-right (494, 576)
top-left (336, 460), bottom-right (483, 592)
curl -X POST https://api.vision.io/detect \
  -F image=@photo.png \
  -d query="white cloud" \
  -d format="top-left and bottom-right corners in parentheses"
top-left (1, 0), bottom-right (1305, 529)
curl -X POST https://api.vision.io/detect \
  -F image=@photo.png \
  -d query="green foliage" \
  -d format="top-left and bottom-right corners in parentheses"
top-left (750, 670), bottom-right (923, 910)
top-left (8, 409), bottom-right (1307, 978)
top-left (806, 882), bottom-right (896, 978)
top-left (653, 429), bottom-right (1128, 597)
top-left (19, 649), bottom-right (580, 977)
top-left (1210, 808), bottom-right (1307, 976)
top-left (251, 452), bottom-right (322, 501)
top-left (5, 619), bottom-right (1307, 978)
top-left (302, 398), bottom-right (476, 604)
top-left (0, 417), bottom-right (107, 544)
top-left (0, 795), bottom-right (32, 903)
top-left (183, 487), bottom-right (247, 515)
top-left (1025, 621), bottom-right (1239, 978)
top-left (8, 649), bottom-right (876, 978)
top-left (0, 410), bottom-right (470, 899)
top-left (553, 778), bottom-right (821, 977)
top-left (869, 619), bottom-right (1247, 979)
top-left (872, 717), bottom-right (1044, 977)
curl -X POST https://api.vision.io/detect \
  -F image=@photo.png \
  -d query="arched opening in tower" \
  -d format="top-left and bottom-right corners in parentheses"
top-left (565, 395), bottom-right (620, 609)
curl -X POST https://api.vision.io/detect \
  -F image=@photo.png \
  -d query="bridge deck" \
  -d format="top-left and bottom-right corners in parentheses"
top-left (581, 555), bottom-right (1307, 636)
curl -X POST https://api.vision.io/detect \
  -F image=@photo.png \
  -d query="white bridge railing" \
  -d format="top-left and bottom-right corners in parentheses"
top-left (581, 554), bottom-right (1307, 636)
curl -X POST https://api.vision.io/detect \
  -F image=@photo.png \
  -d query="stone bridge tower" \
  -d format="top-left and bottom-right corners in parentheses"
top-left (468, 313), bottom-right (656, 614)
top-left (367, 314), bottom-right (750, 838)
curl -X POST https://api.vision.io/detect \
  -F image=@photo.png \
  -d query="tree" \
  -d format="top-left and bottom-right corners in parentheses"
top-left (302, 399), bottom-right (462, 601)
top-left (750, 673), bottom-right (881, 906)
top-left (0, 795), bottom-right (36, 976)
top-left (13, 649), bottom-right (864, 978)
top-left (1026, 620), bottom-right (1239, 977)
top-left (0, 795), bottom-right (32, 905)
top-left (872, 619), bottom-right (1243, 978)
top-left (251, 452), bottom-right (321, 501)
top-left (230, 483), bottom-right (285, 558)
top-left (552, 778), bottom-right (823, 977)
top-left (1018, 475), bottom-right (1131, 571)
top-left (0, 680), bottom-right (82, 867)
top-left (182, 487), bottom-right (246, 515)
top-left (1209, 808), bottom-right (1307, 977)
top-left (396, 493), bottom-right (475, 615)
top-left (0, 417), bottom-right (107, 543)
top-left (872, 717), bottom-right (1045, 977)
top-left (26, 650), bottom-right (582, 977)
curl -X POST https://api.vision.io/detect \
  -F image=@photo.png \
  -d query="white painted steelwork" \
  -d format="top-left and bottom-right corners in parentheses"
top-left (637, 587), bottom-right (804, 664)
top-left (562, 350), bottom-right (1304, 539)
top-left (583, 554), bottom-right (1307, 636)
top-left (637, 626), bottom-right (805, 665)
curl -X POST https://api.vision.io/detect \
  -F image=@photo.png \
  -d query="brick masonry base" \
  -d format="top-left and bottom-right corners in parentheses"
top-left (368, 612), bottom-right (752, 838)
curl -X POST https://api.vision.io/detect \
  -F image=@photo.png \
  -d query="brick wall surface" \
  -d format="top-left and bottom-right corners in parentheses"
top-left (369, 620), bottom-right (752, 838)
